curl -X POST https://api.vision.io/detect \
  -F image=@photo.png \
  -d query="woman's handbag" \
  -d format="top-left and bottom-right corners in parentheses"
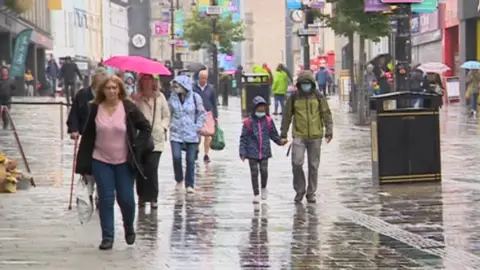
top-left (200, 111), bottom-right (215, 136)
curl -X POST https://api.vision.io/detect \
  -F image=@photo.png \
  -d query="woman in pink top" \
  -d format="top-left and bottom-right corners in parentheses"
top-left (75, 75), bottom-right (152, 250)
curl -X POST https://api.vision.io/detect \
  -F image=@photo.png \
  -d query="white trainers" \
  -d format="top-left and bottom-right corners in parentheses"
top-left (261, 188), bottom-right (268, 200)
top-left (176, 181), bottom-right (184, 192)
top-left (186, 187), bottom-right (195, 194)
top-left (252, 195), bottom-right (260, 204)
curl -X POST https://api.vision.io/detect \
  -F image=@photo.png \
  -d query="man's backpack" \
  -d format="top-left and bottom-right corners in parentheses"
top-left (243, 116), bottom-right (273, 133)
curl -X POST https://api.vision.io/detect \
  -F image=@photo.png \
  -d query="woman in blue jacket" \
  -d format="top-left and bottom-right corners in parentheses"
top-left (169, 75), bottom-right (206, 194)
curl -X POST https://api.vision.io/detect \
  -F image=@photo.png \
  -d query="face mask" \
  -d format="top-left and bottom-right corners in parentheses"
top-left (300, 83), bottom-right (312, 92)
top-left (255, 112), bottom-right (266, 118)
top-left (174, 87), bottom-right (183, 94)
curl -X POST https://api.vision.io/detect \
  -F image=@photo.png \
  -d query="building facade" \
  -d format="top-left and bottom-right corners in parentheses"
top-left (102, 0), bottom-right (129, 59)
top-left (86, 0), bottom-right (103, 62)
top-left (411, 9), bottom-right (442, 65)
top-left (50, 1), bottom-right (75, 58)
top-left (0, 0), bottom-right (53, 83)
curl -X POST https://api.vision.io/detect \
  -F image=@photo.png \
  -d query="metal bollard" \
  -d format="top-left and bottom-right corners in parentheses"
top-left (60, 104), bottom-right (64, 141)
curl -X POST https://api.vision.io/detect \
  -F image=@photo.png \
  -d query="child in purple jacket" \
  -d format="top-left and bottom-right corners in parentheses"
top-left (239, 96), bottom-right (288, 203)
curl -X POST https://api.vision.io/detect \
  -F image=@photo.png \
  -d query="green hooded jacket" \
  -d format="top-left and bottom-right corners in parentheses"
top-left (280, 70), bottom-right (333, 139)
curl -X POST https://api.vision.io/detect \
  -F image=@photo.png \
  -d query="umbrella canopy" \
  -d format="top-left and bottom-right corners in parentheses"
top-left (417, 62), bottom-right (450, 74)
top-left (104, 56), bottom-right (172, 76)
top-left (185, 62), bottom-right (207, 72)
top-left (461, 61), bottom-right (480, 70)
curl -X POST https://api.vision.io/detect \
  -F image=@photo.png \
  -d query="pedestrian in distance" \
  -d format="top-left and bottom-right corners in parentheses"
top-left (192, 69), bottom-right (218, 163)
top-left (134, 74), bottom-right (170, 209)
top-left (59, 56), bottom-right (83, 106)
top-left (169, 75), bottom-right (206, 195)
top-left (0, 67), bottom-right (15, 129)
top-left (75, 75), bottom-right (153, 250)
top-left (280, 70), bottom-right (333, 204)
top-left (239, 96), bottom-right (288, 203)
top-left (272, 64), bottom-right (289, 115)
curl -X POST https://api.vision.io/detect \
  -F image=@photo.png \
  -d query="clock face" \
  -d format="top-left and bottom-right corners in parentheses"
top-left (290, 9), bottom-right (304, 23)
top-left (131, 34), bottom-right (146, 48)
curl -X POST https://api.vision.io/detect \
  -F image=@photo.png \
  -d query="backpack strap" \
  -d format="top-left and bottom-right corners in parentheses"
top-left (243, 117), bottom-right (252, 132)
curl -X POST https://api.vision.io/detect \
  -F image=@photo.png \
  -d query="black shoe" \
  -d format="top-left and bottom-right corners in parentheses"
top-left (203, 155), bottom-right (211, 163)
top-left (124, 227), bottom-right (136, 245)
top-left (273, 112), bottom-right (278, 116)
top-left (195, 150), bottom-right (199, 161)
top-left (98, 239), bottom-right (113, 250)
top-left (306, 194), bottom-right (316, 204)
top-left (138, 199), bottom-right (146, 208)
top-left (294, 193), bottom-right (304, 203)
top-left (151, 201), bottom-right (158, 209)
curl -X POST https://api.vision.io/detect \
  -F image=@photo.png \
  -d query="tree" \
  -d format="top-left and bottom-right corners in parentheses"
top-left (183, 10), bottom-right (245, 54)
top-left (314, 0), bottom-right (391, 119)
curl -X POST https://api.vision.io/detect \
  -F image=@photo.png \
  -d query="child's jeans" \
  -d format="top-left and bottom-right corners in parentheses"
top-left (248, 159), bottom-right (268, 195)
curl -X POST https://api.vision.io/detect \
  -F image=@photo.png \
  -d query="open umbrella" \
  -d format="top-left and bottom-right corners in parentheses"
top-left (104, 56), bottom-right (172, 75)
top-left (417, 62), bottom-right (450, 74)
top-left (461, 61), bottom-right (480, 70)
top-left (185, 62), bottom-right (207, 72)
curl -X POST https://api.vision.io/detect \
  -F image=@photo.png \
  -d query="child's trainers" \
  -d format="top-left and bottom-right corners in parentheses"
top-left (261, 188), bottom-right (268, 200)
top-left (252, 195), bottom-right (260, 204)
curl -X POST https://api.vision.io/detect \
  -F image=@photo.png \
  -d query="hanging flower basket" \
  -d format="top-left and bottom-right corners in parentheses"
top-left (5, 0), bottom-right (33, 13)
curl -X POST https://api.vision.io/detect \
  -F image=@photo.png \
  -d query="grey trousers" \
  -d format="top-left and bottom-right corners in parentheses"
top-left (291, 137), bottom-right (322, 200)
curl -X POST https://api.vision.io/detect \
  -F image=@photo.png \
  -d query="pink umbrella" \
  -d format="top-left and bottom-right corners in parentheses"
top-left (104, 56), bottom-right (172, 76)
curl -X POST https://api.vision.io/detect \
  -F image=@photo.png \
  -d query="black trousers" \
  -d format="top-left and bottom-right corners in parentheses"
top-left (248, 159), bottom-right (268, 196)
top-left (0, 102), bottom-right (10, 129)
top-left (64, 82), bottom-right (76, 105)
top-left (136, 151), bottom-right (162, 202)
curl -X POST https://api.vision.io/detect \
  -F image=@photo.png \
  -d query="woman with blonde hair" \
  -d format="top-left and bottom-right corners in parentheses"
top-left (134, 74), bottom-right (170, 209)
top-left (75, 75), bottom-right (152, 250)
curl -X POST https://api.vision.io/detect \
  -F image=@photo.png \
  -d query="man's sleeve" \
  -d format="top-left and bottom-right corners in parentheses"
top-left (320, 96), bottom-right (333, 137)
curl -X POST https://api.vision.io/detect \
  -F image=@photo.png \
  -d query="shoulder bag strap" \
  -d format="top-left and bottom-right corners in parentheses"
top-left (151, 98), bottom-right (157, 127)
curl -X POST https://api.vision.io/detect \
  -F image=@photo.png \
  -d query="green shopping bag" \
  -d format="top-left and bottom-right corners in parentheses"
top-left (210, 125), bottom-right (225, 151)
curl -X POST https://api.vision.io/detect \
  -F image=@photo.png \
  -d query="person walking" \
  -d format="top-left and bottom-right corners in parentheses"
top-left (169, 75), bottom-right (206, 194)
top-left (315, 64), bottom-right (331, 96)
top-left (467, 70), bottom-right (480, 117)
top-left (75, 75), bottom-right (153, 250)
top-left (67, 68), bottom-right (108, 140)
top-left (239, 96), bottom-right (287, 203)
top-left (46, 54), bottom-right (59, 96)
top-left (0, 67), bottom-right (15, 129)
top-left (280, 70), bottom-right (333, 204)
top-left (59, 56), bottom-right (83, 106)
top-left (135, 74), bottom-right (170, 209)
top-left (192, 69), bottom-right (218, 163)
top-left (272, 64), bottom-right (289, 115)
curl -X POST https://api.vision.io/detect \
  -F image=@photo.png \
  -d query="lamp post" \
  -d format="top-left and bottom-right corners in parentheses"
top-left (206, 0), bottom-right (220, 96)
top-left (169, 0), bottom-right (180, 64)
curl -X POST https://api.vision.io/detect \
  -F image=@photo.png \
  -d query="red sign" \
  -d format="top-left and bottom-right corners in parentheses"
top-left (443, 0), bottom-right (459, 28)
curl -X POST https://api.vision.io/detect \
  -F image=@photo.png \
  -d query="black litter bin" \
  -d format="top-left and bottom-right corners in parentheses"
top-left (369, 91), bottom-right (442, 184)
top-left (241, 73), bottom-right (270, 118)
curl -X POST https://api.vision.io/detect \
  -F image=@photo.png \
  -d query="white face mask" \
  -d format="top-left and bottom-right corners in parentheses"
top-left (174, 87), bottom-right (184, 94)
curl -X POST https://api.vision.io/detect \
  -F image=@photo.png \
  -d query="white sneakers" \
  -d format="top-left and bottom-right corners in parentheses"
top-left (176, 181), bottom-right (195, 194)
top-left (252, 188), bottom-right (268, 204)
top-left (261, 188), bottom-right (268, 200)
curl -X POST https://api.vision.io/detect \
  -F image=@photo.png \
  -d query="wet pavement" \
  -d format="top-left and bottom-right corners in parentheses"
top-left (1, 96), bottom-right (480, 269)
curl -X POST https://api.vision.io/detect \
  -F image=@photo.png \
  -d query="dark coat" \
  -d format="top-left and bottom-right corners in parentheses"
top-left (75, 99), bottom-right (152, 179)
top-left (192, 83), bottom-right (218, 118)
top-left (66, 86), bottom-right (94, 134)
top-left (59, 62), bottom-right (82, 84)
top-left (239, 96), bottom-right (281, 160)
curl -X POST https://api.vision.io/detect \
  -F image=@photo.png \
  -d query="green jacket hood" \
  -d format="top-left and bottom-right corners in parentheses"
top-left (296, 70), bottom-right (316, 85)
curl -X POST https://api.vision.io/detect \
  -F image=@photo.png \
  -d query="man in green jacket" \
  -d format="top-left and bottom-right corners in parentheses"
top-left (280, 70), bottom-right (333, 203)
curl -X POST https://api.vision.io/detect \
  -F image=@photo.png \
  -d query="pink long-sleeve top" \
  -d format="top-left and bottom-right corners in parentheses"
top-left (92, 102), bottom-right (128, 164)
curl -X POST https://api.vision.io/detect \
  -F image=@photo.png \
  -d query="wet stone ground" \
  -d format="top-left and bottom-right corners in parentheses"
top-left (0, 96), bottom-right (480, 269)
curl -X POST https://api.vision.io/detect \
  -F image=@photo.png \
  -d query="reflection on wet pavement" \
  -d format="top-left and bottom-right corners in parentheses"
top-left (1, 97), bottom-right (480, 269)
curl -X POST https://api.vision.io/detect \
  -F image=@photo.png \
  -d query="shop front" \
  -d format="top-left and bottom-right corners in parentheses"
top-left (442, 0), bottom-right (459, 77)
top-left (411, 10), bottom-right (442, 64)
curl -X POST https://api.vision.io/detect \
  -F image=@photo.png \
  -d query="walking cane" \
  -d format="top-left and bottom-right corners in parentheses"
top-left (68, 138), bottom-right (79, 210)
top-left (286, 143), bottom-right (292, 157)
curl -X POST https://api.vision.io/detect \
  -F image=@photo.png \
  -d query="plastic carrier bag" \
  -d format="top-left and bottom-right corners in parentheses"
top-left (76, 175), bottom-right (95, 224)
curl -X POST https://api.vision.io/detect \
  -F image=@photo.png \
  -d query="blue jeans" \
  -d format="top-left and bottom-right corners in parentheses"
top-left (471, 93), bottom-right (478, 112)
top-left (274, 94), bottom-right (285, 114)
top-left (171, 141), bottom-right (197, 188)
top-left (92, 159), bottom-right (135, 241)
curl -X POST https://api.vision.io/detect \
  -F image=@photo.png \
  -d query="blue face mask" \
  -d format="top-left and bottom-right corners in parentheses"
top-left (300, 83), bottom-right (312, 92)
top-left (255, 112), bottom-right (266, 118)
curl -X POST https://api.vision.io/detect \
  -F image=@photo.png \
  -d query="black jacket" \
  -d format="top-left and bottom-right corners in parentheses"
top-left (0, 78), bottom-right (15, 101)
top-left (75, 100), bottom-right (152, 178)
top-left (66, 86), bottom-right (94, 134)
top-left (59, 62), bottom-right (82, 84)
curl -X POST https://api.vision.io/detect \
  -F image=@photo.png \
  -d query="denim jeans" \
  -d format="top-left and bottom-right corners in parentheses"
top-left (171, 141), bottom-right (197, 188)
top-left (92, 159), bottom-right (135, 241)
top-left (471, 93), bottom-right (478, 112)
top-left (274, 94), bottom-right (285, 114)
